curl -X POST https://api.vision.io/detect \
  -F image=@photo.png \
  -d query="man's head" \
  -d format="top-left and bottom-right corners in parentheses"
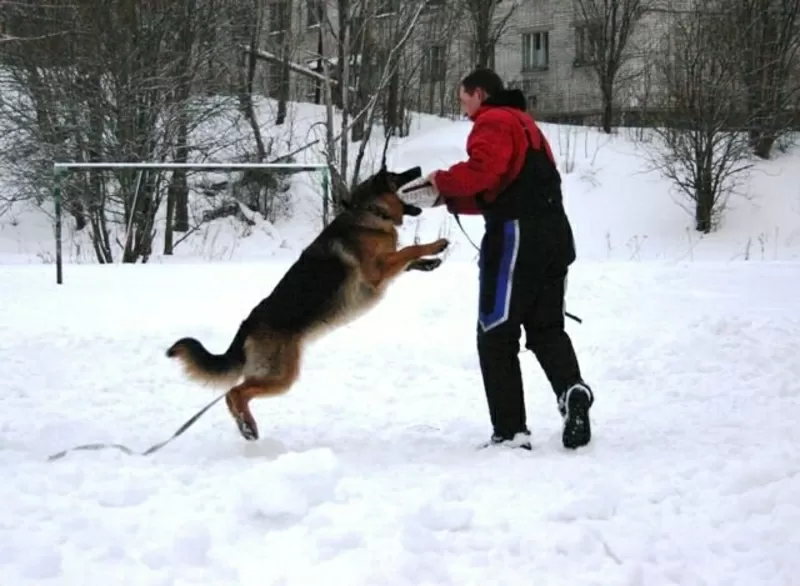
top-left (458, 68), bottom-right (505, 118)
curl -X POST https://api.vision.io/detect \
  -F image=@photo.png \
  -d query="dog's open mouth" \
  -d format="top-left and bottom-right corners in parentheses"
top-left (402, 203), bottom-right (422, 216)
top-left (393, 165), bottom-right (425, 215)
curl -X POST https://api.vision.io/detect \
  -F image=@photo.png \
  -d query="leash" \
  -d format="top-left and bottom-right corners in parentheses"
top-left (402, 181), bottom-right (583, 325)
top-left (451, 212), bottom-right (483, 252)
top-left (46, 393), bottom-right (226, 461)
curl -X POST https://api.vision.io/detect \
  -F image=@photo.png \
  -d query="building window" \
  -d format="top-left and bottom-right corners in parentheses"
top-left (421, 45), bottom-right (446, 83)
top-left (575, 24), bottom-right (600, 65)
top-left (522, 31), bottom-right (549, 71)
top-left (269, 0), bottom-right (290, 34)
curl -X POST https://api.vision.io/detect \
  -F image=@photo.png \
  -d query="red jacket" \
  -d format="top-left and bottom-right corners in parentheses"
top-left (434, 101), bottom-right (557, 215)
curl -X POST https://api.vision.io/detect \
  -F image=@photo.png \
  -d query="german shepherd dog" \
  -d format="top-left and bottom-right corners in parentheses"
top-left (166, 164), bottom-right (449, 441)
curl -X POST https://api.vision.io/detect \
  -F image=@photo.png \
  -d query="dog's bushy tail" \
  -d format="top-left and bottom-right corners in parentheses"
top-left (166, 321), bottom-right (248, 387)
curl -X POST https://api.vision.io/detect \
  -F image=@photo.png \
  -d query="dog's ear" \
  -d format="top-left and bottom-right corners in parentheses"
top-left (371, 165), bottom-right (396, 195)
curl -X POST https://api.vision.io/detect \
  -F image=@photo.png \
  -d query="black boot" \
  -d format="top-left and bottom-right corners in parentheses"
top-left (558, 382), bottom-right (593, 449)
top-left (479, 430), bottom-right (532, 450)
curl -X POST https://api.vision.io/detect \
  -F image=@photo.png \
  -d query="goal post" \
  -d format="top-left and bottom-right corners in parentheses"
top-left (51, 161), bottom-right (330, 285)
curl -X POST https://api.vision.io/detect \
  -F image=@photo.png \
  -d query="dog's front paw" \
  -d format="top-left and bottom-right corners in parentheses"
top-left (431, 238), bottom-right (450, 254)
top-left (407, 258), bottom-right (443, 272)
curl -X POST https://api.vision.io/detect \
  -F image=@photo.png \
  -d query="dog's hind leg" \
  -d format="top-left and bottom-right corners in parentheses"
top-left (224, 339), bottom-right (301, 441)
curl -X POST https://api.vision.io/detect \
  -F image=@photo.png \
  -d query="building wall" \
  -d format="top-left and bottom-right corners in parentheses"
top-left (257, 0), bottom-right (800, 124)
top-left (492, 0), bottom-right (682, 119)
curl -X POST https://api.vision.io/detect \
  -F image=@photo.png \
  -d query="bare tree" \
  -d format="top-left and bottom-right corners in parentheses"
top-left (0, 0), bottom-right (247, 263)
top-left (308, 0), bottom-right (428, 209)
top-left (721, 0), bottom-right (800, 159)
top-left (463, 0), bottom-right (519, 69)
top-left (641, 4), bottom-right (754, 233)
top-left (573, 0), bottom-right (649, 133)
top-left (413, 1), bottom-right (466, 117)
top-left (165, 0), bottom-right (209, 253)
top-left (249, 0), bottom-right (462, 190)
top-left (258, 0), bottom-right (294, 125)
top-left (348, 2), bottom-right (427, 187)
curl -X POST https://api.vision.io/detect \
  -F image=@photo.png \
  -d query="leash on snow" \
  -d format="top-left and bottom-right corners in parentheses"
top-left (402, 181), bottom-right (583, 325)
top-left (46, 393), bottom-right (226, 462)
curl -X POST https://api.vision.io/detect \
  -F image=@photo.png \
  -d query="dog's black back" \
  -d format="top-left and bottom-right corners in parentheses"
top-left (244, 217), bottom-right (360, 336)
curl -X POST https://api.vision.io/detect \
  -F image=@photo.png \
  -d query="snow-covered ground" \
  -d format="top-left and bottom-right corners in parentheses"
top-left (1, 259), bottom-right (799, 585)
top-left (2, 98), bottom-right (800, 584)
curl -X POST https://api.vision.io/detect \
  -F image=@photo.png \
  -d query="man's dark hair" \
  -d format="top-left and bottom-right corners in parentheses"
top-left (461, 68), bottom-right (504, 97)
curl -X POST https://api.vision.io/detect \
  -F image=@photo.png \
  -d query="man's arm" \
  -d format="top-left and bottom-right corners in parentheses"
top-left (432, 115), bottom-right (514, 199)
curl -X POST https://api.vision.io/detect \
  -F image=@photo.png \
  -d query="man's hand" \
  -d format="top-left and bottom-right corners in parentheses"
top-left (425, 171), bottom-right (445, 206)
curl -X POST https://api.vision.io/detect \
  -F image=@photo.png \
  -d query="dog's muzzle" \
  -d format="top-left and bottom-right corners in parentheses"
top-left (389, 166), bottom-right (423, 215)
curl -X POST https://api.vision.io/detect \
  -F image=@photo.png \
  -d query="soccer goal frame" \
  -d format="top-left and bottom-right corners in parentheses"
top-left (51, 161), bottom-right (330, 285)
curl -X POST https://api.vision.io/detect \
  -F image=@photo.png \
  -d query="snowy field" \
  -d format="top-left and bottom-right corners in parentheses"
top-left (1, 257), bottom-right (799, 585)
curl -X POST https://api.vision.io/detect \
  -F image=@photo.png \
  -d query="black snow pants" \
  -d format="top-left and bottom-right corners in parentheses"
top-left (476, 211), bottom-right (583, 439)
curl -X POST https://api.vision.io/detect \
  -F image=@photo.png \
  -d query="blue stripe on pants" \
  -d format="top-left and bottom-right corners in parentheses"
top-left (478, 219), bottom-right (520, 332)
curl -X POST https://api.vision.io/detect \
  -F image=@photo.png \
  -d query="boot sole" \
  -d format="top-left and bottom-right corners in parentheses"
top-left (563, 387), bottom-right (591, 449)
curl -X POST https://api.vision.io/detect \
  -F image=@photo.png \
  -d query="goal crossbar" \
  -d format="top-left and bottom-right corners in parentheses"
top-left (52, 161), bottom-right (330, 285)
top-left (53, 162), bottom-right (328, 171)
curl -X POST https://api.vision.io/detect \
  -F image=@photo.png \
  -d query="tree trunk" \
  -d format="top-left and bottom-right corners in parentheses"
top-left (164, 182), bottom-right (175, 254)
top-left (172, 102), bottom-right (190, 234)
top-left (314, 27), bottom-right (323, 104)
top-left (384, 68), bottom-right (400, 135)
top-left (600, 80), bottom-right (614, 133)
top-left (172, 0), bottom-right (194, 234)
top-left (751, 131), bottom-right (776, 160)
top-left (276, 39), bottom-right (290, 125)
top-left (174, 169), bottom-right (189, 231)
top-left (695, 190), bottom-right (713, 233)
top-left (695, 165), bottom-right (714, 233)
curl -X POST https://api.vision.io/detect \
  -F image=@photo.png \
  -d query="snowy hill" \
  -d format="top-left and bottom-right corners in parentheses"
top-left (1, 98), bottom-right (798, 265)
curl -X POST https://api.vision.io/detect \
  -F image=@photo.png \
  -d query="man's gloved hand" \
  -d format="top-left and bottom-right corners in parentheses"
top-left (425, 171), bottom-right (445, 207)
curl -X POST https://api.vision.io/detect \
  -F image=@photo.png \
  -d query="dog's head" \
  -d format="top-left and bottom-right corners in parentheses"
top-left (347, 165), bottom-right (423, 224)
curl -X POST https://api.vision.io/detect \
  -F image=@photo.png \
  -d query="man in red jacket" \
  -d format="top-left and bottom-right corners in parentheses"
top-left (427, 68), bottom-right (594, 451)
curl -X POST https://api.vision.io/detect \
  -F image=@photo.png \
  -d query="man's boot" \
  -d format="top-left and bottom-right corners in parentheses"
top-left (558, 382), bottom-right (593, 449)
